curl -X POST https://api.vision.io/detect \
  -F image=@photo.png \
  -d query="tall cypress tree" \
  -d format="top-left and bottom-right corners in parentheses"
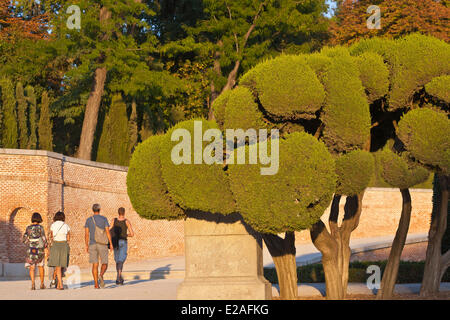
top-left (38, 91), bottom-right (53, 151)
top-left (96, 93), bottom-right (129, 166)
top-left (128, 99), bottom-right (138, 155)
top-left (0, 78), bottom-right (18, 148)
top-left (25, 85), bottom-right (37, 149)
top-left (16, 82), bottom-right (28, 148)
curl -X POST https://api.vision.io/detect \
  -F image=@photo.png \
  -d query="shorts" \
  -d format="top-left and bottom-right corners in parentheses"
top-left (89, 243), bottom-right (109, 265)
top-left (114, 240), bottom-right (128, 263)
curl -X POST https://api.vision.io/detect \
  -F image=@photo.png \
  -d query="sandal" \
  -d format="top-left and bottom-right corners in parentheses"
top-left (31, 283), bottom-right (35, 290)
top-left (40, 284), bottom-right (46, 290)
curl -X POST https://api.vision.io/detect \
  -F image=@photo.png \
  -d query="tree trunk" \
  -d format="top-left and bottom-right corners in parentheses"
top-left (377, 188), bottom-right (412, 299)
top-left (420, 174), bottom-right (449, 296)
top-left (310, 216), bottom-right (344, 299)
top-left (77, 6), bottom-right (110, 160)
top-left (77, 67), bottom-right (107, 160)
top-left (310, 193), bottom-right (365, 300)
top-left (262, 232), bottom-right (297, 299)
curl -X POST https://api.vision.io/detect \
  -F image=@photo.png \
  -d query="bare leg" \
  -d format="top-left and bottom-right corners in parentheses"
top-left (38, 266), bottom-right (45, 288)
top-left (56, 267), bottom-right (63, 289)
top-left (99, 264), bottom-right (107, 288)
top-left (29, 265), bottom-right (35, 290)
top-left (100, 264), bottom-right (108, 278)
top-left (92, 263), bottom-right (99, 288)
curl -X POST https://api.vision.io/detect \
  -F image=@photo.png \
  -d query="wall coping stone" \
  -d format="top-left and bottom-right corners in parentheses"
top-left (0, 148), bottom-right (128, 172)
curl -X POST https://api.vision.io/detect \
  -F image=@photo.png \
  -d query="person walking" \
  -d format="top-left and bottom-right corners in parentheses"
top-left (110, 207), bottom-right (134, 285)
top-left (84, 203), bottom-right (113, 289)
top-left (23, 212), bottom-right (48, 290)
top-left (48, 211), bottom-right (71, 290)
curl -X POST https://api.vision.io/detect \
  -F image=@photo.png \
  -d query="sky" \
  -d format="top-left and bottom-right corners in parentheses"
top-left (325, 0), bottom-right (338, 18)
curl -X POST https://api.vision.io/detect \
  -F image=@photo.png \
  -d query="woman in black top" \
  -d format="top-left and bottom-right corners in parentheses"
top-left (110, 207), bottom-right (134, 285)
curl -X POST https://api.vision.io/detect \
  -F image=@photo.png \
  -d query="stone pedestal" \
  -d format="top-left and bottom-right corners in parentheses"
top-left (177, 211), bottom-right (272, 300)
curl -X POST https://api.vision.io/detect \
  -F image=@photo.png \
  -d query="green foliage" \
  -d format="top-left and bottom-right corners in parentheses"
top-left (387, 34), bottom-right (450, 110)
top-left (349, 36), bottom-right (397, 59)
top-left (38, 91), bottom-right (53, 151)
top-left (25, 85), bottom-right (37, 149)
top-left (354, 52), bottom-right (389, 103)
top-left (159, 119), bottom-right (236, 214)
top-left (305, 53), bottom-right (332, 83)
top-left (127, 135), bottom-right (185, 220)
top-left (96, 93), bottom-right (130, 166)
top-left (15, 82), bottom-right (28, 149)
top-left (320, 47), bottom-right (371, 153)
top-left (335, 150), bottom-right (375, 196)
top-left (240, 55), bottom-right (325, 120)
top-left (0, 78), bottom-right (17, 148)
top-left (377, 148), bottom-right (430, 189)
top-left (163, 0), bottom-right (330, 93)
top-left (425, 75), bottom-right (450, 104)
top-left (398, 108), bottom-right (450, 174)
top-left (228, 132), bottom-right (336, 234)
top-left (128, 101), bottom-right (138, 155)
top-left (211, 89), bottom-right (233, 129)
top-left (224, 86), bottom-right (266, 131)
top-left (387, 35), bottom-right (450, 110)
top-left (264, 260), bottom-right (450, 284)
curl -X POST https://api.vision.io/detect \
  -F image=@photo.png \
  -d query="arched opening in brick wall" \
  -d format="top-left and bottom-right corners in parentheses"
top-left (7, 207), bottom-right (33, 263)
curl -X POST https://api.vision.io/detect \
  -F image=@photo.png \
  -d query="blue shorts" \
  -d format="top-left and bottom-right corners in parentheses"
top-left (114, 239), bottom-right (128, 263)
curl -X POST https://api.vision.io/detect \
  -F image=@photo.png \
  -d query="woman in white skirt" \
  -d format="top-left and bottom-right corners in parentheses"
top-left (48, 211), bottom-right (71, 290)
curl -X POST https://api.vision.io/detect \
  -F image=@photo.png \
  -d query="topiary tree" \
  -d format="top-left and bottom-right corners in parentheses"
top-left (0, 78), bottom-right (18, 148)
top-left (375, 146), bottom-right (429, 299)
top-left (159, 118), bottom-right (236, 215)
top-left (303, 46), bottom-right (374, 300)
top-left (397, 108), bottom-right (450, 297)
top-left (127, 134), bottom-right (184, 220)
top-left (228, 132), bottom-right (336, 299)
top-left (425, 75), bottom-right (450, 105)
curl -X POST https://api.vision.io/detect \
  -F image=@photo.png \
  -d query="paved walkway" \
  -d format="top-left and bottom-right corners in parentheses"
top-left (1, 233), bottom-right (441, 300)
top-left (1, 278), bottom-right (449, 300)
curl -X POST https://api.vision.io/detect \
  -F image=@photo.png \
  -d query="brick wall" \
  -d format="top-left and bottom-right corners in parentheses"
top-left (0, 149), bottom-right (184, 267)
top-left (294, 188), bottom-right (432, 244)
top-left (0, 149), bottom-right (433, 268)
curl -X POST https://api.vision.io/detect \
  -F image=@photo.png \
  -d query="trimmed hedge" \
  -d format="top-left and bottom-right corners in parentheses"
top-left (377, 148), bottom-right (430, 189)
top-left (228, 132), bottom-right (336, 234)
top-left (211, 89), bottom-right (233, 129)
top-left (425, 75), bottom-right (450, 104)
top-left (320, 47), bottom-right (371, 153)
top-left (264, 260), bottom-right (450, 284)
top-left (354, 52), bottom-right (389, 103)
top-left (224, 86), bottom-right (267, 131)
top-left (127, 134), bottom-right (185, 220)
top-left (335, 150), bottom-right (375, 196)
top-left (240, 55), bottom-right (325, 121)
top-left (398, 108), bottom-right (450, 174)
top-left (159, 118), bottom-right (236, 214)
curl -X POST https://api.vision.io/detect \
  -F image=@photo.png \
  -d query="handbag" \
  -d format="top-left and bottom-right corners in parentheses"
top-left (91, 216), bottom-right (109, 245)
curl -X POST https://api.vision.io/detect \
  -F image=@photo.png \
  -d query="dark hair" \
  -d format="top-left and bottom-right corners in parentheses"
top-left (118, 207), bottom-right (125, 216)
top-left (53, 211), bottom-right (65, 222)
top-left (31, 212), bottom-right (43, 223)
top-left (92, 203), bottom-right (101, 213)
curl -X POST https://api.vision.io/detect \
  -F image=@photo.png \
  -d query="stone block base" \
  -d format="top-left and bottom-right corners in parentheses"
top-left (177, 276), bottom-right (272, 300)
